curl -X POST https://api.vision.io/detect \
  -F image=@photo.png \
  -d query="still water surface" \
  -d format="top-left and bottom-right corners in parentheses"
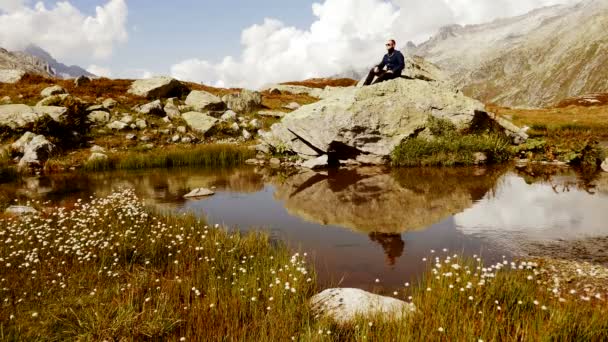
top-left (3, 165), bottom-right (608, 289)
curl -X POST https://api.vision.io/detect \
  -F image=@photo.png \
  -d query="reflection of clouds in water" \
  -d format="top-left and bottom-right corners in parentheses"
top-left (455, 173), bottom-right (608, 242)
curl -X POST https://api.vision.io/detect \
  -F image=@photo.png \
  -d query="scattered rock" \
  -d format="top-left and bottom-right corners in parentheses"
top-left (162, 116), bottom-right (171, 123)
top-left (185, 90), bottom-right (226, 112)
top-left (140, 136), bottom-right (151, 142)
top-left (220, 110), bottom-right (237, 121)
top-left (107, 121), bottom-right (129, 131)
top-left (18, 135), bottom-right (56, 169)
top-left (171, 134), bottom-right (181, 143)
top-left (257, 110), bottom-right (286, 119)
top-left (177, 126), bottom-right (187, 134)
top-left (164, 98), bottom-right (181, 119)
top-left (135, 99), bottom-right (164, 115)
top-left (474, 152), bottom-right (488, 165)
top-left (242, 129), bottom-right (252, 140)
top-left (86, 105), bottom-right (107, 112)
top-left (87, 110), bottom-right (110, 124)
top-left (135, 119), bottom-right (147, 130)
top-left (221, 89), bottom-right (262, 113)
top-left (184, 188), bottom-right (215, 198)
top-left (0, 104), bottom-right (68, 130)
top-left (302, 155), bottom-right (329, 170)
top-left (5, 205), bottom-right (38, 216)
top-left (74, 75), bottom-right (91, 87)
top-left (249, 119), bottom-right (261, 129)
top-left (310, 288), bottom-right (415, 325)
top-left (90, 145), bottom-right (106, 153)
top-left (181, 137), bottom-right (192, 144)
top-left (102, 98), bottom-right (118, 109)
top-left (127, 77), bottom-right (187, 99)
top-left (230, 122), bottom-right (240, 132)
top-left (602, 158), bottom-right (608, 172)
top-left (283, 102), bottom-right (301, 110)
top-left (88, 152), bottom-right (108, 162)
top-left (35, 94), bottom-right (69, 107)
top-left (269, 158), bottom-right (281, 166)
top-left (120, 114), bottom-right (133, 124)
top-left (125, 133), bottom-right (137, 140)
top-left (40, 85), bottom-right (66, 97)
top-left (181, 111), bottom-right (218, 135)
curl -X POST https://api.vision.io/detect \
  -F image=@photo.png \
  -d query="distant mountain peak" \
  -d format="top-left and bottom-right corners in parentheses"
top-left (22, 45), bottom-right (95, 79)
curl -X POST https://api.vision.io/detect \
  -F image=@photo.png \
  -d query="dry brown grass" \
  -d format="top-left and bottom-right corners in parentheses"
top-left (281, 77), bottom-right (358, 89)
top-left (555, 93), bottom-right (608, 108)
top-left (261, 92), bottom-right (319, 112)
top-left (186, 82), bottom-right (241, 98)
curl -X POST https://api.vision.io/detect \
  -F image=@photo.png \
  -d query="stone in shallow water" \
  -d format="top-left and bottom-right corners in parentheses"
top-left (310, 288), bottom-right (415, 325)
top-left (5, 205), bottom-right (38, 216)
top-left (184, 188), bottom-right (215, 198)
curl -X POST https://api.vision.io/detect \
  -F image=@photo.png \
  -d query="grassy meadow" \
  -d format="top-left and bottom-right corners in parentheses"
top-left (1, 190), bottom-right (607, 340)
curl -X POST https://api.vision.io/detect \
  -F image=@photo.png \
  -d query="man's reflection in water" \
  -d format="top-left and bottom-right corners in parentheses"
top-left (369, 232), bottom-right (405, 266)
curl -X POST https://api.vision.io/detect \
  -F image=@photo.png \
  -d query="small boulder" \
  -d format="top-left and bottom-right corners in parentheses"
top-left (107, 121), bottom-right (129, 131)
top-left (125, 133), bottom-right (137, 140)
top-left (90, 145), bottom-right (106, 153)
top-left (18, 135), bottom-right (56, 169)
top-left (230, 122), bottom-right (240, 132)
top-left (184, 188), bottom-right (215, 198)
top-left (602, 158), bottom-right (608, 172)
top-left (74, 76), bottom-right (91, 87)
top-left (120, 114), bottom-right (134, 124)
top-left (310, 288), bottom-right (415, 325)
top-left (86, 104), bottom-right (107, 112)
top-left (136, 100), bottom-right (164, 115)
top-left (181, 137), bottom-right (192, 144)
top-left (164, 98), bottom-right (181, 119)
top-left (302, 155), bottom-right (329, 170)
top-left (269, 158), bottom-right (281, 165)
top-left (102, 98), bottom-right (118, 109)
top-left (40, 85), bottom-right (66, 97)
top-left (221, 90), bottom-right (262, 113)
top-left (127, 77), bottom-right (187, 99)
top-left (10, 131), bottom-right (36, 154)
top-left (249, 119), bottom-right (261, 129)
top-left (5, 205), bottom-right (38, 216)
top-left (220, 110), bottom-right (237, 122)
top-left (87, 111), bottom-right (110, 124)
top-left (185, 90), bottom-right (226, 112)
top-left (177, 126), bottom-right (187, 134)
top-left (171, 134), bottom-right (181, 143)
top-left (242, 129), bottom-right (252, 140)
top-left (473, 152), bottom-right (488, 165)
top-left (283, 102), bottom-right (301, 110)
top-left (88, 152), bottom-right (108, 162)
top-left (182, 111), bottom-right (219, 135)
top-left (135, 119), bottom-right (147, 130)
top-left (36, 94), bottom-right (69, 107)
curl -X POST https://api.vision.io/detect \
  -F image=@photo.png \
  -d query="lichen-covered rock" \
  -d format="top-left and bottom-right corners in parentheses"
top-left (102, 98), bottom-right (118, 109)
top-left (0, 104), bottom-right (68, 130)
top-left (164, 98), bottom-right (181, 119)
top-left (127, 77), bottom-right (187, 99)
top-left (40, 85), bottom-right (66, 97)
top-left (10, 131), bottom-right (36, 154)
top-left (181, 111), bottom-right (218, 135)
top-left (135, 100), bottom-right (164, 115)
top-left (87, 111), bottom-right (110, 124)
top-left (310, 288), bottom-right (415, 325)
top-left (185, 90), bottom-right (226, 112)
top-left (221, 90), bottom-right (262, 113)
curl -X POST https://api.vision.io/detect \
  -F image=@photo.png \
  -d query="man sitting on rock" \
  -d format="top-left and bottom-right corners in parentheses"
top-left (363, 39), bottom-right (405, 86)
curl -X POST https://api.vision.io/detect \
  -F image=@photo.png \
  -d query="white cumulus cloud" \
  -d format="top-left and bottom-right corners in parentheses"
top-left (171, 0), bottom-right (578, 89)
top-left (0, 0), bottom-right (128, 61)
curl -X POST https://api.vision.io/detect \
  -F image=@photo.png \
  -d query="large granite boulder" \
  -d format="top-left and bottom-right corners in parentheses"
top-left (221, 90), bottom-right (262, 113)
top-left (182, 111), bottom-right (218, 135)
top-left (311, 288), bottom-right (415, 325)
top-left (127, 77), bottom-right (187, 99)
top-left (0, 104), bottom-right (68, 130)
top-left (260, 59), bottom-right (527, 164)
top-left (18, 134), bottom-right (56, 169)
top-left (185, 90), bottom-right (226, 112)
top-left (164, 98), bottom-right (181, 119)
top-left (0, 69), bottom-right (26, 83)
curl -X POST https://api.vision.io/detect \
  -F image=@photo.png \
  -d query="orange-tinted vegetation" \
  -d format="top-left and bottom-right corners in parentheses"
top-left (555, 93), bottom-right (608, 108)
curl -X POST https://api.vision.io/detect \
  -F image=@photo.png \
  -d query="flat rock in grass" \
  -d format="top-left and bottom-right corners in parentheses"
top-left (40, 85), bottom-right (66, 97)
top-left (107, 121), bottom-right (129, 131)
top-left (127, 77), bottom-right (187, 99)
top-left (185, 90), bottom-right (226, 112)
top-left (102, 98), bottom-right (118, 109)
top-left (184, 188), bottom-right (215, 198)
top-left (5, 205), bottom-right (38, 216)
top-left (310, 288), bottom-right (415, 325)
top-left (87, 110), bottom-right (110, 124)
top-left (182, 111), bottom-right (218, 135)
top-left (88, 152), bottom-right (108, 162)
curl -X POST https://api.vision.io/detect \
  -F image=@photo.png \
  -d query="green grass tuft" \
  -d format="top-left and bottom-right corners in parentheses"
top-left (83, 144), bottom-right (255, 171)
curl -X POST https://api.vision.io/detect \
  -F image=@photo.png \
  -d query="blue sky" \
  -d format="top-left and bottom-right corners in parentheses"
top-left (0, 0), bottom-right (576, 85)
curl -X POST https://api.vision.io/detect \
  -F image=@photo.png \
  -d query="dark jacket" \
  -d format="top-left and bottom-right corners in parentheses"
top-left (377, 50), bottom-right (405, 75)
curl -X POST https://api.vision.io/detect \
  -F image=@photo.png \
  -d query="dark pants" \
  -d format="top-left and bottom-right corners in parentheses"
top-left (363, 68), bottom-right (400, 86)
